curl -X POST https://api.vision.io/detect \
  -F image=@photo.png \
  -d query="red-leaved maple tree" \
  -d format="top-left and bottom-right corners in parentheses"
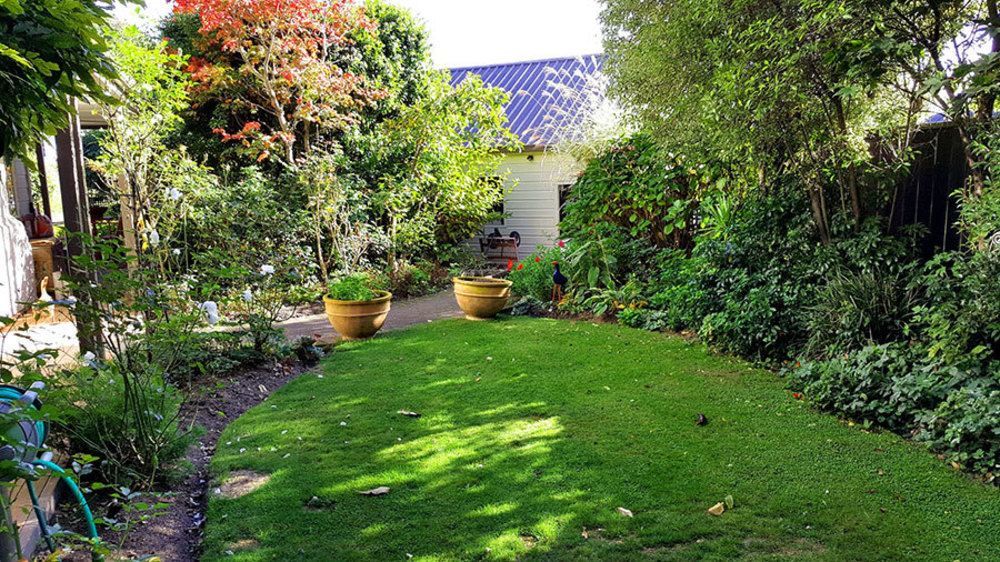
top-left (174, 0), bottom-right (382, 164)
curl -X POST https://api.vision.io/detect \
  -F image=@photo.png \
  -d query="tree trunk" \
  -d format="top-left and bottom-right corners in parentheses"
top-left (808, 186), bottom-right (831, 244)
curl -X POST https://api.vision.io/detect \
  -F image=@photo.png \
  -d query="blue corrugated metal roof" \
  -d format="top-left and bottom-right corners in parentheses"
top-left (450, 54), bottom-right (605, 148)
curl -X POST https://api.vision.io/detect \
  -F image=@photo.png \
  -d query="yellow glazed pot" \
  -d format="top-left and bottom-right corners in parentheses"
top-left (453, 277), bottom-right (512, 320)
top-left (323, 291), bottom-right (392, 340)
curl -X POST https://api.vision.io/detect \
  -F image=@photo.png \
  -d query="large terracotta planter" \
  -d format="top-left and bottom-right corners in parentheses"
top-left (453, 277), bottom-right (512, 320)
top-left (323, 291), bottom-right (392, 340)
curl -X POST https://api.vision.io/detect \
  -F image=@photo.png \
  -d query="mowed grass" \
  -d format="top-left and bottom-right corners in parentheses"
top-left (203, 317), bottom-right (1000, 561)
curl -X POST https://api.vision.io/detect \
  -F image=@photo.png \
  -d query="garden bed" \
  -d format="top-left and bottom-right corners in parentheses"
top-left (94, 359), bottom-right (310, 561)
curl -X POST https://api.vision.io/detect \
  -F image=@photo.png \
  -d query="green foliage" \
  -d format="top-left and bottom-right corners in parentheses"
top-left (561, 133), bottom-right (712, 249)
top-left (0, 0), bottom-right (135, 156)
top-left (601, 0), bottom-right (989, 239)
top-left (327, 273), bottom-right (381, 302)
top-left (507, 246), bottom-right (566, 302)
top-left (354, 71), bottom-right (519, 263)
top-left (961, 123), bottom-right (1000, 245)
top-left (690, 186), bottom-right (824, 361)
top-left (184, 168), bottom-right (316, 282)
top-left (381, 260), bottom-right (448, 299)
top-left (56, 364), bottom-right (194, 487)
top-left (789, 345), bottom-right (1000, 476)
top-left (907, 250), bottom-right (1000, 362)
top-left (645, 250), bottom-right (711, 331)
top-left (348, 0), bottom-right (431, 121)
top-left (576, 278), bottom-right (645, 317)
top-left (53, 240), bottom-right (205, 487)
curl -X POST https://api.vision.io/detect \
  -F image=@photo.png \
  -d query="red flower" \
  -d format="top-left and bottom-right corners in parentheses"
top-left (534, 256), bottom-right (541, 263)
top-left (557, 240), bottom-right (566, 248)
top-left (792, 392), bottom-right (803, 400)
top-left (516, 263), bottom-right (524, 271)
top-left (506, 259), bottom-right (514, 271)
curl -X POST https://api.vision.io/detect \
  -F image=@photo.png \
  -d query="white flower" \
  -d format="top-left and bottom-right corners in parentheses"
top-left (242, 290), bottom-right (253, 302)
top-left (172, 248), bottom-right (181, 256)
top-left (148, 230), bottom-right (160, 247)
top-left (259, 264), bottom-right (275, 276)
top-left (167, 188), bottom-right (182, 201)
top-left (199, 301), bottom-right (220, 325)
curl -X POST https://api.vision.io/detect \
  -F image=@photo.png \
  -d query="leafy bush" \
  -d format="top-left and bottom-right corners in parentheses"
top-left (908, 250), bottom-right (1000, 362)
top-left (328, 273), bottom-right (381, 301)
top-left (618, 308), bottom-right (672, 332)
top-left (690, 186), bottom-right (823, 361)
top-left (560, 133), bottom-right (712, 250)
top-left (646, 250), bottom-right (712, 331)
top-left (574, 278), bottom-right (645, 317)
top-left (51, 240), bottom-right (206, 487)
top-left (789, 343), bottom-right (923, 428)
top-left (383, 260), bottom-right (448, 299)
top-left (790, 345), bottom-right (1000, 476)
top-left (56, 363), bottom-right (193, 487)
top-left (508, 246), bottom-right (567, 302)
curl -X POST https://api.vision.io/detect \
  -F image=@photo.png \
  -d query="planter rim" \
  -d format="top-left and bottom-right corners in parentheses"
top-left (453, 276), bottom-right (513, 288)
top-left (323, 290), bottom-right (393, 306)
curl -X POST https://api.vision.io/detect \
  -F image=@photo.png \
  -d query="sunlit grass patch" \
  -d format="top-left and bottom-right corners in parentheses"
top-left (203, 317), bottom-right (1000, 561)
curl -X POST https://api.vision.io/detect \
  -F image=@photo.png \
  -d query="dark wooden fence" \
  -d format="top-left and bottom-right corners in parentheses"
top-left (888, 123), bottom-right (968, 256)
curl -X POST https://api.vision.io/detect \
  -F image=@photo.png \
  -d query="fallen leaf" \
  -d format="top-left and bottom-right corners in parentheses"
top-left (398, 410), bottom-right (422, 418)
top-left (708, 502), bottom-right (725, 516)
top-left (724, 494), bottom-right (734, 509)
top-left (617, 507), bottom-right (633, 518)
top-left (358, 486), bottom-right (391, 496)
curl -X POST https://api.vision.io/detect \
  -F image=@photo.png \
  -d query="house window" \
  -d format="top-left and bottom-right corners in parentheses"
top-left (558, 183), bottom-right (573, 222)
top-left (492, 199), bottom-right (505, 226)
top-left (483, 176), bottom-right (505, 225)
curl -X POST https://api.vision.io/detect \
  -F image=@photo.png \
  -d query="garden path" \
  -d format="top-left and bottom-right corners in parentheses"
top-left (280, 288), bottom-right (463, 343)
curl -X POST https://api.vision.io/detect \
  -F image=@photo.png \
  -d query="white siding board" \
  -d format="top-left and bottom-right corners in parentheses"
top-left (469, 150), bottom-right (580, 257)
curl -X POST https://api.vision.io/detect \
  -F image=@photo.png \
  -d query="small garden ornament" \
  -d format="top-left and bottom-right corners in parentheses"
top-left (551, 261), bottom-right (568, 303)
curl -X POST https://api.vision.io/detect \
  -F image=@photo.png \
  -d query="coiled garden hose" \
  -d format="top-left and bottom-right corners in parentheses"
top-left (0, 384), bottom-right (102, 560)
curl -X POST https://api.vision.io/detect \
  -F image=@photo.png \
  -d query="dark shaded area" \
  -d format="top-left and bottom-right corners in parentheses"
top-left (889, 124), bottom-right (967, 256)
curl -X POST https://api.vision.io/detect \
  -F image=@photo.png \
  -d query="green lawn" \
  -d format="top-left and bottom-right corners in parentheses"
top-left (203, 317), bottom-right (1000, 561)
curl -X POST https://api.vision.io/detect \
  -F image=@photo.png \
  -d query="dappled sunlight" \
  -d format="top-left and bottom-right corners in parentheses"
top-left (469, 501), bottom-right (519, 517)
top-left (202, 319), bottom-right (1000, 561)
top-left (375, 416), bottom-right (563, 476)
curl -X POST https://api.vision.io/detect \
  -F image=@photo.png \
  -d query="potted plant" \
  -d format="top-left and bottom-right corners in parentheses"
top-left (452, 276), bottom-right (512, 320)
top-left (324, 274), bottom-right (392, 339)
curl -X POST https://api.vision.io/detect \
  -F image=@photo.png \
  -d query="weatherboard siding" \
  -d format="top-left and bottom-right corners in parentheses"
top-left (483, 150), bottom-right (580, 254)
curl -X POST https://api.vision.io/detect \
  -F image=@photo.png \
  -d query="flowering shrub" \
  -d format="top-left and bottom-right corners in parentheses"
top-left (507, 246), bottom-right (567, 302)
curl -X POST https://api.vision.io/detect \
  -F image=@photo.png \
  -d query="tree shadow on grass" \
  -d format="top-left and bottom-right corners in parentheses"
top-left (204, 324), bottom-right (726, 560)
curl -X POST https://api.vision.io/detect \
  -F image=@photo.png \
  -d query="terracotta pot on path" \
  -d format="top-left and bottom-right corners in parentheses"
top-left (323, 291), bottom-right (392, 339)
top-left (452, 277), bottom-right (512, 320)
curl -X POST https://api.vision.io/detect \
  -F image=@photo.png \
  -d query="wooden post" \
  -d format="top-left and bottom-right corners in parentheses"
top-left (54, 100), bottom-right (102, 354)
top-left (34, 145), bottom-right (51, 219)
top-left (54, 103), bottom-right (93, 258)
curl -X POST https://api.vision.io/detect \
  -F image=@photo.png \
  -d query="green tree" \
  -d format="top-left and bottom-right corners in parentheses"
top-left (601, 0), bottom-right (993, 241)
top-left (0, 0), bottom-right (133, 157)
top-left (90, 26), bottom-right (216, 273)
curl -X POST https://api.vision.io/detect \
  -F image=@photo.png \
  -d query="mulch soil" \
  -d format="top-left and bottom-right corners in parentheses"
top-left (59, 358), bottom-right (311, 562)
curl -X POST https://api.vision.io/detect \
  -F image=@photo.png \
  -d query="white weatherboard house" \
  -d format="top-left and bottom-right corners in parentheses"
top-left (450, 55), bottom-right (603, 254)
